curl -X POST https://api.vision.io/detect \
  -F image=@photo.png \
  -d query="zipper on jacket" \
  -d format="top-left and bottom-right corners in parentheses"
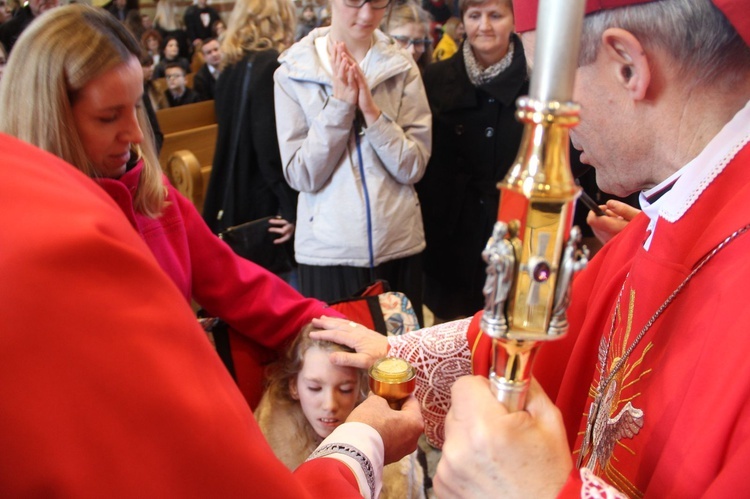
top-left (354, 115), bottom-right (375, 275)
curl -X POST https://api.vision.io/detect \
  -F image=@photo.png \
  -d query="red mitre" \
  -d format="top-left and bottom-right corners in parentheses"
top-left (512, 0), bottom-right (750, 47)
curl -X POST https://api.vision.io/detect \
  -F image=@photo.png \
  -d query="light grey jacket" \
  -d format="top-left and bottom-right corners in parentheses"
top-left (274, 28), bottom-right (431, 267)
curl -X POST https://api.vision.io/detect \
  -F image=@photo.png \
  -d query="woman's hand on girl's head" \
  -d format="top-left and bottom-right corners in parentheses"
top-left (310, 316), bottom-right (388, 369)
top-left (330, 42), bottom-right (358, 105)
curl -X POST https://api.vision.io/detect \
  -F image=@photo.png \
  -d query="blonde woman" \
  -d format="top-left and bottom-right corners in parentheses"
top-left (202, 0), bottom-right (298, 279)
top-left (274, 0), bottom-right (432, 324)
top-left (0, 4), bottom-right (343, 407)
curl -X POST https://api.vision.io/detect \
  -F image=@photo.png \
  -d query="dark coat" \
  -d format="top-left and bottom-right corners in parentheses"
top-left (102, 1), bottom-right (131, 21)
top-left (203, 49), bottom-right (297, 234)
top-left (183, 5), bottom-right (220, 43)
top-left (193, 63), bottom-right (217, 101)
top-left (418, 35), bottom-right (529, 318)
top-left (0, 5), bottom-right (34, 53)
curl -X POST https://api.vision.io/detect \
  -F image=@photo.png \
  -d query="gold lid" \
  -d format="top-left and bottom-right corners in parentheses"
top-left (369, 357), bottom-right (416, 384)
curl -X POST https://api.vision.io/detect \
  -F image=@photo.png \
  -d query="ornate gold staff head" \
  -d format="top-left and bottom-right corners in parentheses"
top-left (480, 0), bottom-right (590, 411)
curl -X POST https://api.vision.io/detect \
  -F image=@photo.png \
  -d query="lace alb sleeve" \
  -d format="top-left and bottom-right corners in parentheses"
top-left (580, 468), bottom-right (628, 499)
top-left (387, 318), bottom-right (473, 448)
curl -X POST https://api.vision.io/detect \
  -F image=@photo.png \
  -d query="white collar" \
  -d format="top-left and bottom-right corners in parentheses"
top-left (639, 99), bottom-right (750, 249)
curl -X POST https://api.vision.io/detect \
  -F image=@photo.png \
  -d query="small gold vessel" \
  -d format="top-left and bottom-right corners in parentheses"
top-left (368, 357), bottom-right (417, 409)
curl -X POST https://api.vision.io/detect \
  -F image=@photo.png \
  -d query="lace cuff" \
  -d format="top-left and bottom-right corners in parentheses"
top-left (580, 468), bottom-right (628, 499)
top-left (308, 443), bottom-right (375, 498)
top-left (387, 317), bottom-right (473, 448)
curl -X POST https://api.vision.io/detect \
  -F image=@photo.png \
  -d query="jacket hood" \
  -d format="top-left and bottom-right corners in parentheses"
top-left (278, 27), bottom-right (415, 89)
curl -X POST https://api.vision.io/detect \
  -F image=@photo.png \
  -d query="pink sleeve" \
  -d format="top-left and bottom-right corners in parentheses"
top-left (387, 318), bottom-right (473, 448)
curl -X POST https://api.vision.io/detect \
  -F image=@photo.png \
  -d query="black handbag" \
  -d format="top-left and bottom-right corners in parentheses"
top-left (219, 216), bottom-right (292, 275)
top-left (215, 55), bottom-right (292, 275)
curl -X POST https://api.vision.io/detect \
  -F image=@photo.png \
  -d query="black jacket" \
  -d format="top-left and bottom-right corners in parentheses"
top-left (418, 35), bottom-right (529, 318)
top-left (203, 49), bottom-right (297, 233)
top-left (183, 5), bottom-right (220, 43)
top-left (193, 64), bottom-right (217, 101)
top-left (162, 87), bottom-right (201, 108)
top-left (0, 5), bottom-right (34, 53)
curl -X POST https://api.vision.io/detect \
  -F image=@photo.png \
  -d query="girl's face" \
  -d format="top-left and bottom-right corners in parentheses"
top-left (164, 39), bottom-right (179, 59)
top-left (71, 56), bottom-right (144, 179)
top-left (291, 346), bottom-right (360, 439)
top-left (389, 21), bottom-right (428, 61)
top-left (330, 0), bottom-right (386, 44)
top-left (463, 0), bottom-right (514, 67)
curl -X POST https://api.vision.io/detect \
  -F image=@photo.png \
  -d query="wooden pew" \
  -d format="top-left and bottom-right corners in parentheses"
top-left (156, 99), bottom-right (215, 134)
top-left (156, 100), bottom-right (217, 214)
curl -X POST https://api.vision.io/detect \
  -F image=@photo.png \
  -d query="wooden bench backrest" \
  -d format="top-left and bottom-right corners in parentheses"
top-left (158, 124), bottom-right (218, 168)
top-left (155, 99), bottom-right (218, 212)
top-left (156, 100), bottom-right (216, 135)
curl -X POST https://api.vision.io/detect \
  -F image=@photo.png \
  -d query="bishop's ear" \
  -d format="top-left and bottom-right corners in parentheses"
top-left (601, 27), bottom-right (651, 101)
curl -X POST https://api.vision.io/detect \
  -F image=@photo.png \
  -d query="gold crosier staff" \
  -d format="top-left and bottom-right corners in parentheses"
top-left (479, 0), bottom-right (589, 411)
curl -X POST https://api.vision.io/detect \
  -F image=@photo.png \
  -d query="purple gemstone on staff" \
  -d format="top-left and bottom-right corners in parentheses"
top-left (533, 262), bottom-right (551, 282)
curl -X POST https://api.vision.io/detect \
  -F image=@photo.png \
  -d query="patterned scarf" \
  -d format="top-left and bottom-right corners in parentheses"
top-left (463, 38), bottom-right (515, 87)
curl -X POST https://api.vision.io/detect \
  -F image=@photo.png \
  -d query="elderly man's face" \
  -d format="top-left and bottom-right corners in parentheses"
top-left (570, 54), bottom-right (650, 197)
top-left (29, 0), bottom-right (59, 17)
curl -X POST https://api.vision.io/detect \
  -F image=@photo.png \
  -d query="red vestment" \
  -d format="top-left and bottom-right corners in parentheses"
top-left (0, 134), bottom-right (363, 497)
top-left (468, 141), bottom-right (750, 496)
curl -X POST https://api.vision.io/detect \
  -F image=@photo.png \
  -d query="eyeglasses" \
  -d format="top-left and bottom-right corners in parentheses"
top-left (391, 35), bottom-right (431, 49)
top-left (165, 73), bottom-right (185, 80)
top-left (343, 0), bottom-right (391, 9)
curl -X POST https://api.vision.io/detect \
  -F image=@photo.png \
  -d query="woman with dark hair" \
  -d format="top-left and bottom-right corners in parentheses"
top-left (153, 34), bottom-right (191, 77)
top-left (417, 0), bottom-right (527, 322)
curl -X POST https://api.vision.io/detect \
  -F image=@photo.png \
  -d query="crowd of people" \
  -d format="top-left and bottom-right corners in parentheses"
top-left (2, 0), bottom-right (750, 497)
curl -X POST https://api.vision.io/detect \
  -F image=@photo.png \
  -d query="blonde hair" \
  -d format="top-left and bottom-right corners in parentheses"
top-left (0, 4), bottom-right (165, 217)
top-left (153, 0), bottom-right (183, 31)
top-left (221, 0), bottom-right (296, 68)
top-left (384, 1), bottom-right (430, 33)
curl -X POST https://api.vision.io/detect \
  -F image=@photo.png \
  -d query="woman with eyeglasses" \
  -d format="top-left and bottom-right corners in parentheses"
top-left (416, 0), bottom-right (528, 323)
top-left (383, 1), bottom-right (433, 72)
top-left (274, 0), bottom-right (431, 325)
